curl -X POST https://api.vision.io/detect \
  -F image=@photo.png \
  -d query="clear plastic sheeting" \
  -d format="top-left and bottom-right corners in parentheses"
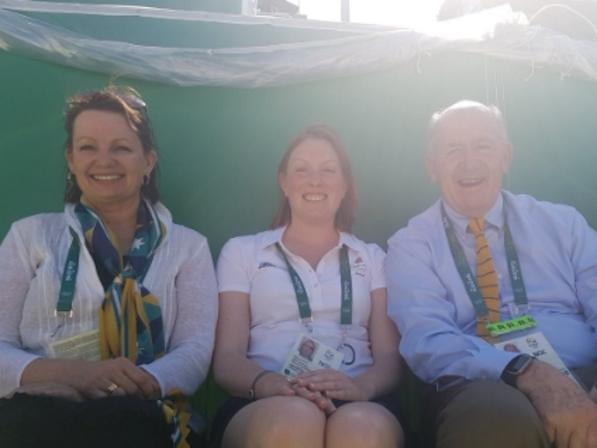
top-left (2, 1), bottom-right (597, 87)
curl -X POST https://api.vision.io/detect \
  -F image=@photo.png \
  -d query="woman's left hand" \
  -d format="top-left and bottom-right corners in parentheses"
top-left (290, 369), bottom-right (369, 402)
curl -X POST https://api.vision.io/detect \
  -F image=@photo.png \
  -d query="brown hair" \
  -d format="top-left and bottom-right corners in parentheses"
top-left (63, 85), bottom-right (159, 203)
top-left (270, 124), bottom-right (357, 232)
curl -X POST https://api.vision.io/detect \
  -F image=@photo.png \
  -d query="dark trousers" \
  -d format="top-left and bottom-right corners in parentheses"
top-left (424, 365), bottom-right (597, 448)
top-left (0, 393), bottom-right (173, 448)
top-left (424, 380), bottom-right (550, 448)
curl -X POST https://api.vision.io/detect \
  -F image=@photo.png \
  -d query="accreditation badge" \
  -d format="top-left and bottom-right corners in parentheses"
top-left (281, 334), bottom-right (343, 378)
top-left (490, 315), bottom-right (581, 387)
top-left (47, 329), bottom-right (101, 362)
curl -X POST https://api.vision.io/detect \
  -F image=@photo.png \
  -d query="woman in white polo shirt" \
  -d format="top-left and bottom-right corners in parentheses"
top-left (213, 125), bottom-right (404, 448)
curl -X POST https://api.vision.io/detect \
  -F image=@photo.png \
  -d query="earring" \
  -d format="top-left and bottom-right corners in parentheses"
top-left (143, 174), bottom-right (150, 186)
top-left (66, 171), bottom-right (73, 182)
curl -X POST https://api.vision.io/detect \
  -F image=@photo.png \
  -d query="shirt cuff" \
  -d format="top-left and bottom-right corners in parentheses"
top-left (472, 345), bottom-right (520, 380)
top-left (139, 364), bottom-right (165, 396)
top-left (1, 352), bottom-right (41, 398)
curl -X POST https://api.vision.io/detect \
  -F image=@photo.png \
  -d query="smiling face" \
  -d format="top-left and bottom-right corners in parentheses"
top-left (279, 137), bottom-right (348, 228)
top-left (66, 110), bottom-right (156, 211)
top-left (426, 105), bottom-right (512, 218)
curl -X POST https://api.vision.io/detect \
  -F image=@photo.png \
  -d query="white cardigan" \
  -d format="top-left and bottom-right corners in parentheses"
top-left (0, 202), bottom-right (218, 397)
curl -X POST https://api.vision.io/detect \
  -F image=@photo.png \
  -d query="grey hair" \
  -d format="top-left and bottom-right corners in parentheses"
top-left (427, 100), bottom-right (509, 152)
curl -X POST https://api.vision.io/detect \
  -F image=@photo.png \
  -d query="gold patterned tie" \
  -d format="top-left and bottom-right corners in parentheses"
top-left (468, 218), bottom-right (501, 337)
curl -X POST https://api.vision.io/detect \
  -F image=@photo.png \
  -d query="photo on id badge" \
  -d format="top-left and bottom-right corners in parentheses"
top-left (282, 334), bottom-right (343, 378)
top-left (299, 337), bottom-right (316, 361)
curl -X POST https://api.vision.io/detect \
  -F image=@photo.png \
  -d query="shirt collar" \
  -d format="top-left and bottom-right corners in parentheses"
top-left (261, 226), bottom-right (360, 251)
top-left (441, 192), bottom-right (504, 234)
top-left (259, 226), bottom-right (285, 249)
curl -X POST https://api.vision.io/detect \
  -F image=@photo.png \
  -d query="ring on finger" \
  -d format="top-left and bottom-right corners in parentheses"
top-left (106, 382), bottom-right (119, 394)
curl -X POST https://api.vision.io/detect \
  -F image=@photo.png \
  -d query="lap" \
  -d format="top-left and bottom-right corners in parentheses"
top-left (425, 379), bottom-right (550, 448)
top-left (219, 396), bottom-right (326, 448)
top-left (336, 392), bottom-right (401, 421)
top-left (329, 400), bottom-right (396, 420)
top-left (211, 393), bottom-right (402, 447)
top-left (0, 393), bottom-right (172, 448)
top-left (212, 396), bottom-right (322, 447)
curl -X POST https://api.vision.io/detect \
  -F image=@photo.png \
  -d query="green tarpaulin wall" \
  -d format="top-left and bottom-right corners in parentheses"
top-left (2, 49), bottom-right (597, 251)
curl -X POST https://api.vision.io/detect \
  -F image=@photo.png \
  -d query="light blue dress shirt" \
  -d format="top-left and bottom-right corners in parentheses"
top-left (386, 191), bottom-right (597, 384)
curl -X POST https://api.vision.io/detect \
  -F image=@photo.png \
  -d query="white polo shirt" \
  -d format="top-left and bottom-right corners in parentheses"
top-left (217, 227), bottom-right (386, 377)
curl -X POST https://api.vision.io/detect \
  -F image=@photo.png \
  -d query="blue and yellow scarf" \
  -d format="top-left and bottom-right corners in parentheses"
top-left (76, 200), bottom-right (190, 447)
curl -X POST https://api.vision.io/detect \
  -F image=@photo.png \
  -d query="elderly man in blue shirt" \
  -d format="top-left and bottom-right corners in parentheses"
top-left (386, 100), bottom-right (597, 448)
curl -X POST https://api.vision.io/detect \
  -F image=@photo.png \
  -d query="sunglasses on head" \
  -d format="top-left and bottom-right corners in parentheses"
top-left (122, 94), bottom-right (147, 111)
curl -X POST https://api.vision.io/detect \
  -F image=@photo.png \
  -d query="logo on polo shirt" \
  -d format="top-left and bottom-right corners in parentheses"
top-left (258, 261), bottom-right (285, 271)
top-left (352, 256), bottom-right (366, 277)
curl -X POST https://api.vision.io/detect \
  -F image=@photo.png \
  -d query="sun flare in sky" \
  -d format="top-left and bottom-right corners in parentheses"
top-left (299, 0), bottom-right (445, 27)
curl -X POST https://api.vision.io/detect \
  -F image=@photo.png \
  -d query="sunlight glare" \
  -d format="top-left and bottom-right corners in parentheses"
top-left (299, 0), bottom-right (445, 27)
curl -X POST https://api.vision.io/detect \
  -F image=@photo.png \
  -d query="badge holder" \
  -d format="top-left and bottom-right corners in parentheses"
top-left (47, 328), bottom-right (101, 361)
top-left (281, 333), bottom-right (343, 378)
top-left (489, 306), bottom-right (582, 388)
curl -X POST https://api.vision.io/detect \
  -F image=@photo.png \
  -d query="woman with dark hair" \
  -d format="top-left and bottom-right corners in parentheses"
top-left (212, 125), bottom-right (404, 448)
top-left (0, 86), bottom-right (217, 448)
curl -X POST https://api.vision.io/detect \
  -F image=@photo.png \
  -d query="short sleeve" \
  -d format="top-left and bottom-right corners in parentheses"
top-left (368, 243), bottom-right (386, 292)
top-left (216, 237), bottom-right (252, 294)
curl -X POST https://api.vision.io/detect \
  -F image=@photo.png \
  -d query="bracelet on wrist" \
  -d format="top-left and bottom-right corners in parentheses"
top-left (248, 370), bottom-right (274, 400)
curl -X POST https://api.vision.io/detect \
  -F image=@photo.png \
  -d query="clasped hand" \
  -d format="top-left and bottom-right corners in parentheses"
top-left (290, 369), bottom-right (368, 414)
top-left (69, 357), bottom-right (161, 399)
top-left (19, 357), bottom-right (161, 401)
top-left (253, 369), bottom-right (368, 415)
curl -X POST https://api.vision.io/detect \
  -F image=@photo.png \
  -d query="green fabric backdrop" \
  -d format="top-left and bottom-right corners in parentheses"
top-left (2, 49), bottom-right (597, 254)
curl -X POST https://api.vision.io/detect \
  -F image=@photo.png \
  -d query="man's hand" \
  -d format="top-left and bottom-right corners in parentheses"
top-left (516, 360), bottom-right (597, 448)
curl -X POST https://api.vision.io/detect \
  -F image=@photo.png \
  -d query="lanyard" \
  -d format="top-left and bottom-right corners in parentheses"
top-left (56, 227), bottom-right (80, 317)
top-left (275, 242), bottom-right (353, 327)
top-left (441, 196), bottom-right (528, 320)
top-left (55, 213), bottom-right (162, 317)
